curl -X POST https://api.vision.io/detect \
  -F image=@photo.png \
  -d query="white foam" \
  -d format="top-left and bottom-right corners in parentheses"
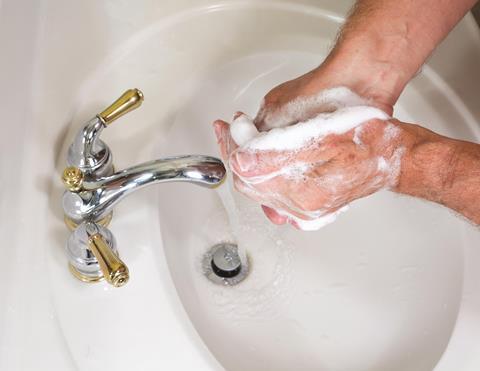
top-left (277, 205), bottom-right (349, 231)
top-left (233, 105), bottom-right (389, 152)
top-left (385, 147), bottom-right (406, 187)
top-left (377, 157), bottom-right (389, 172)
top-left (230, 114), bottom-right (259, 146)
top-left (259, 86), bottom-right (370, 129)
top-left (353, 125), bottom-right (364, 146)
top-left (383, 122), bottom-right (401, 142)
top-left (234, 162), bottom-right (312, 185)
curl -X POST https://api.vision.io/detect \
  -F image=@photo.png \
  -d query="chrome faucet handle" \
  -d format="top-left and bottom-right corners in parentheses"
top-left (66, 221), bottom-right (129, 287)
top-left (66, 89), bottom-right (144, 178)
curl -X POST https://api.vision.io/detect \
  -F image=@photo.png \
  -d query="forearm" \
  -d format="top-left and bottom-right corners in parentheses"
top-left (396, 123), bottom-right (480, 224)
top-left (316, 0), bottom-right (477, 110)
top-left (324, 0), bottom-right (480, 222)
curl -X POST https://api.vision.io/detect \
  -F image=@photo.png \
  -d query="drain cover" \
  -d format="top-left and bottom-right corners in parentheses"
top-left (203, 242), bottom-right (249, 285)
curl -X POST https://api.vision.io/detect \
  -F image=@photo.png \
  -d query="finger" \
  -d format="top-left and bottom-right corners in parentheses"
top-left (233, 174), bottom-right (303, 217)
top-left (233, 111), bottom-right (244, 120)
top-left (253, 103), bottom-right (271, 132)
top-left (230, 144), bottom-right (333, 179)
top-left (235, 173), bottom-right (321, 223)
top-left (212, 120), bottom-right (238, 161)
top-left (261, 205), bottom-right (288, 225)
top-left (230, 149), bottom-right (288, 178)
top-left (213, 120), bottom-right (226, 143)
top-left (287, 218), bottom-right (301, 230)
top-left (212, 120), bottom-right (230, 160)
top-left (232, 174), bottom-right (276, 206)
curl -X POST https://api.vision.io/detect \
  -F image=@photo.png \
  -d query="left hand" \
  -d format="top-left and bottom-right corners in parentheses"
top-left (213, 113), bottom-right (414, 229)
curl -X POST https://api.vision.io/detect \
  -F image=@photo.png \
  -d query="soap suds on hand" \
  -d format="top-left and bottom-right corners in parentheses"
top-left (230, 114), bottom-right (260, 146)
top-left (383, 122), bottom-right (401, 142)
top-left (256, 86), bottom-right (371, 130)
top-left (227, 86), bottom-right (401, 231)
top-left (277, 205), bottom-right (350, 231)
top-left (234, 162), bottom-right (313, 185)
top-left (353, 125), bottom-right (364, 146)
top-left (243, 106), bottom-right (388, 152)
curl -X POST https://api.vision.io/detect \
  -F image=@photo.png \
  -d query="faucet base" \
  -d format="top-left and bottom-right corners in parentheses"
top-left (64, 212), bottom-right (113, 231)
top-left (65, 222), bottom-right (126, 287)
top-left (68, 263), bottom-right (104, 283)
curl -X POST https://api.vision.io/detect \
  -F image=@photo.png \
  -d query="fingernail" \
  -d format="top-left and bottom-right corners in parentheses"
top-left (233, 150), bottom-right (257, 173)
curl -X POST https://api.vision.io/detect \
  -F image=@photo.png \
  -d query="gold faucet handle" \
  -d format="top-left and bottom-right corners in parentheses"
top-left (98, 88), bottom-right (144, 125)
top-left (62, 166), bottom-right (84, 192)
top-left (88, 232), bottom-right (130, 287)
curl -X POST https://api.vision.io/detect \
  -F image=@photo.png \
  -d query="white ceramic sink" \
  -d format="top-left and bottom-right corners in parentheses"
top-left (1, 1), bottom-right (480, 370)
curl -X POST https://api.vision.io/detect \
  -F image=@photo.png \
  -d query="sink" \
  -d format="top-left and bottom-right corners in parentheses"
top-left (1, 0), bottom-right (480, 370)
top-left (157, 50), bottom-right (478, 371)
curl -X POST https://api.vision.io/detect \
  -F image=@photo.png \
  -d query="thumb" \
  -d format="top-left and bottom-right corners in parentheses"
top-left (212, 119), bottom-right (238, 161)
top-left (229, 148), bottom-right (292, 179)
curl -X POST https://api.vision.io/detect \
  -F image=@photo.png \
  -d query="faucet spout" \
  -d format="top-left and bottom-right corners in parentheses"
top-left (63, 155), bottom-right (226, 224)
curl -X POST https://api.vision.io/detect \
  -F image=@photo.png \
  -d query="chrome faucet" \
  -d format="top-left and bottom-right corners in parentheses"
top-left (61, 89), bottom-right (226, 287)
top-left (63, 155), bottom-right (225, 224)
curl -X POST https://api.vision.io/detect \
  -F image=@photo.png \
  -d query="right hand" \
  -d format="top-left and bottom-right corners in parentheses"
top-left (253, 46), bottom-right (402, 132)
top-left (214, 32), bottom-right (409, 227)
top-left (214, 114), bottom-right (418, 228)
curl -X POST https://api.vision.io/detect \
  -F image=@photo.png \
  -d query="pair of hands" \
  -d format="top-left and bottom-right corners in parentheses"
top-left (213, 64), bottom-right (419, 229)
top-left (211, 0), bottom-right (480, 228)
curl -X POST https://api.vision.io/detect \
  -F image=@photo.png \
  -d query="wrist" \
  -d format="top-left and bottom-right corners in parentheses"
top-left (394, 123), bottom-right (461, 206)
top-left (388, 121), bottom-right (480, 224)
top-left (310, 18), bottom-right (429, 114)
top-left (317, 40), bottom-right (408, 114)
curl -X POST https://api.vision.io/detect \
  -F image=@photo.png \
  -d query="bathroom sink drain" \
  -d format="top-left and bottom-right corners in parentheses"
top-left (203, 243), bottom-right (249, 285)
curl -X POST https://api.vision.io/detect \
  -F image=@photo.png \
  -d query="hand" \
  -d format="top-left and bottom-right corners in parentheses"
top-left (230, 15), bottom-right (410, 228)
top-left (214, 113), bottom-right (416, 229)
top-left (218, 42), bottom-right (404, 228)
top-left (253, 0), bottom-right (477, 133)
top-left (253, 50), bottom-right (400, 132)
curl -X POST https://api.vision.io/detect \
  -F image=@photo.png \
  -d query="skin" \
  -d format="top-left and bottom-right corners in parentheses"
top-left (214, 0), bottom-right (480, 228)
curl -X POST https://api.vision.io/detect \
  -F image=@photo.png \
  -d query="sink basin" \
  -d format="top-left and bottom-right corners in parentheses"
top-left (157, 51), bottom-right (478, 371)
top-left (1, 0), bottom-right (480, 370)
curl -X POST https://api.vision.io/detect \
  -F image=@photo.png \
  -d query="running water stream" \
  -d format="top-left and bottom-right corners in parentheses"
top-left (215, 171), bottom-right (249, 266)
